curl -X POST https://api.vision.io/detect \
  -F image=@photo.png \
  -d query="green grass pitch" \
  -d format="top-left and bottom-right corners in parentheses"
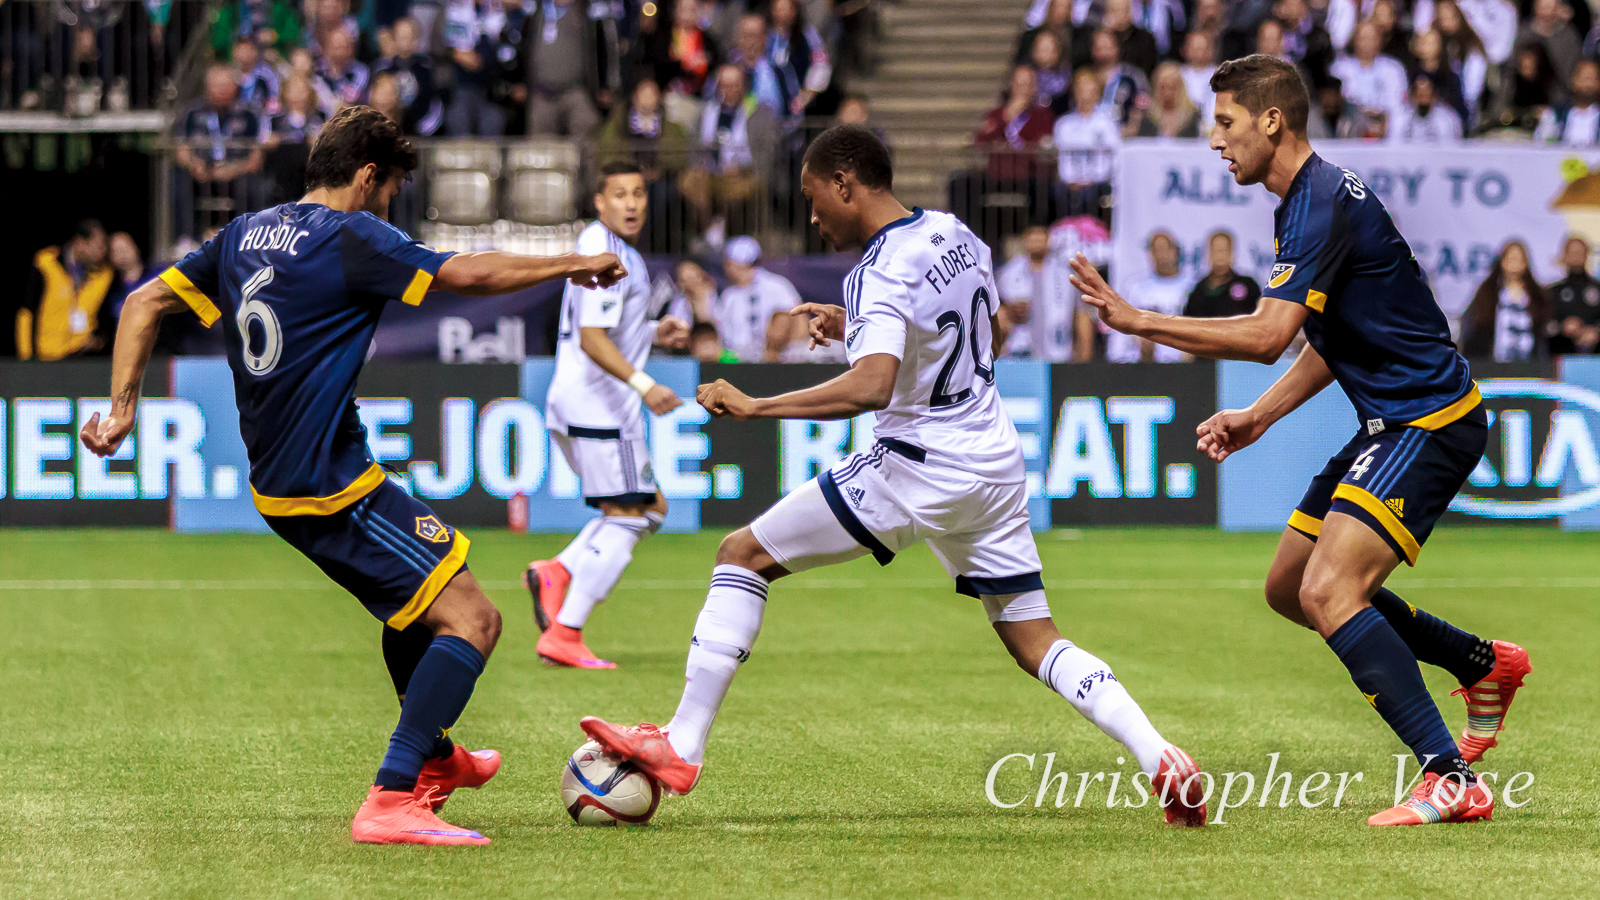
top-left (3, 526), bottom-right (1598, 899)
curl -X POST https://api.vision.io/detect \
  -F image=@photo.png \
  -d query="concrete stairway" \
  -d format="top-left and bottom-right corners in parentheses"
top-left (855, 0), bottom-right (1035, 210)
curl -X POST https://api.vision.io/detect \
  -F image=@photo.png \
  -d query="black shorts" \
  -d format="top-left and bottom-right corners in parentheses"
top-left (1289, 406), bottom-right (1488, 566)
top-left (264, 478), bottom-right (470, 628)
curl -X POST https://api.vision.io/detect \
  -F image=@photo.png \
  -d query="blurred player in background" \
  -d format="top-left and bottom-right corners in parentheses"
top-left (80, 107), bottom-right (626, 846)
top-left (1069, 55), bottom-right (1530, 827)
top-left (580, 125), bottom-right (1211, 827)
top-left (996, 224), bottom-right (1093, 362)
top-left (525, 161), bottom-right (691, 670)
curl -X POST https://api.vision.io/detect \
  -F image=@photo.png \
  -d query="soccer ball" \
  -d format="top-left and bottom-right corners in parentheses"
top-left (560, 740), bottom-right (661, 826)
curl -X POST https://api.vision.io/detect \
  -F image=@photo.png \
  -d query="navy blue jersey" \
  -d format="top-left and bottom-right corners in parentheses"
top-left (158, 203), bottom-right (453, 514)
top-left (1265, 153), bottom-right (1479, 431)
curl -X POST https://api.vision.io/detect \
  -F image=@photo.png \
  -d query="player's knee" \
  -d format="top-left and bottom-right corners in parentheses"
top-left (715, 527), bottom-right (765, 568)
top-left (1263, 569), bottom-right (1303, 620)
top-left (1296, 571), bottom-right (1340, 620)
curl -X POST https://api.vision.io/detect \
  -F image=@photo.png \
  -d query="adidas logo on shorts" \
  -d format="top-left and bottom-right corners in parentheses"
top-left (846, 486), bottom-right (866, 508)
top-left (1386, 498), bottom-right (1405, 517)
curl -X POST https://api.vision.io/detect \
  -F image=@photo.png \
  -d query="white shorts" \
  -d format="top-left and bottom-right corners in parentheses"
top-left (750, 441), bottom-right (1049, 622)
top-left (552, 427), bottom-right (657, 508)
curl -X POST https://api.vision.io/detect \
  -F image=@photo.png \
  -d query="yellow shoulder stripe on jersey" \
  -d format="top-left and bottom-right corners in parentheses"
top-left (1306, 289), bottom-right (1327, 313)
top-left (251, 463), bottom-right (387, 516)
top-left (1405, 383), bottom-right (1482, 431)
top-left (386, 530), bottom-right (471, 629)
top-left (1288, 509), bottom-right (1323, 537)
top-left (158, 266), bottom-right (222, 327)
top-left (401, 268), bottom-right (434, 306)
top-left (1332, 484), bottom-right (1421, 566)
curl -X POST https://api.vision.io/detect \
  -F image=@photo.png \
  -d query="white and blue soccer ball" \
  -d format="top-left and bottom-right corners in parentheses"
top-left (561, 740), bottom-right (661, 826)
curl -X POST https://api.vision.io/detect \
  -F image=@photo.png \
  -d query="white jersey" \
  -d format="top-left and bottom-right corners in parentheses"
top-left (843, 208), bottom-right (1024, 483)
top-left (1108, 272), bottom-right (1189, 363)
top-left (714, 268), bottom-right (804, 361)
top-left (996, 252), bottom-right (1082, 362)
top-left (547, 221), bottom-right (654, 437)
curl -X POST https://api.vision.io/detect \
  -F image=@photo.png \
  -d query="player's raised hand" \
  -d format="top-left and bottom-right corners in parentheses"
top-left (697, 379), bottom-right (758, 419)
top-left (655, 315), bottom-right (690, 349)
top-left (80, 411), bottom-right (135, 458)
top-left (571, 253), bottom-right (626, 289)
top-left (1195, 408), bottom-right (1268, 463)
top-left (1067, 254), bottom-right (1142, 334)
top-left (790, 303), bottom-right (845, 349)
top-left (644, 384), bottom-right (683, 415)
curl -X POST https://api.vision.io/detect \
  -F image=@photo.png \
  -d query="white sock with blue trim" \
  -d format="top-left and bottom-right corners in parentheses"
top-left (1038, 639), bottom-right (1168, 776)
top-left (556, 516), bottom-right (650, 629)
top-left (556, 517), bottom-right (605, 572)
top-left (665, 565), bottom-right (768, 765)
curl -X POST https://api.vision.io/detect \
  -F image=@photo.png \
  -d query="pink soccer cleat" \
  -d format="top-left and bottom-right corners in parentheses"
top-left (1150, 745), bottom-right (1208, 827)
top-left (350, 785), bottom-right (490, 845)
top-left (524, 559), bottom-right (571, 633)
top-left (1453, 640), bottom-right (1532, 764)
top-left (415, 745), bottom-right (502, 811)
top-left (579, 717), bottom-right (701, 795)
top-left (1367, 772), bottom-right (1494, 826)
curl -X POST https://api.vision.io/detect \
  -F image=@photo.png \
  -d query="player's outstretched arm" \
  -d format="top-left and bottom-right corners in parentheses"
top-left (432, 251), bottom-right (626, 296)
top-left (578, 326), bottom-right (683, 415)
top-left (81, 280), bottom-right (189, 458)
top-left (1196, 344), bottom-right (1334, 462)
top-left (1068, 254), bottom-right (1308, 363)
top-left (698, 353), bottom-right (898, 421)
top-left (790, 302), bottom-right (845, 349)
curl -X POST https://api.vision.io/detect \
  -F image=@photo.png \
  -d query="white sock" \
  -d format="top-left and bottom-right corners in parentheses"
top-left (1038, 639), bottom-right (1169, 776)
top-left (555, 517), bottom-right (605, 572)
top-left (556, 516), bottom-right (649, 629)
top-left (665, 565), bottom-right (768, 765)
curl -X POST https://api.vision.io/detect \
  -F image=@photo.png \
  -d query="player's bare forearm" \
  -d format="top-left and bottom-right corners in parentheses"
top-left (1247, 343), bottom-right (1334, 427)
top-left (579, 326), bottom-right (640, 382)
top-left (1129, 299), bottom-right (1308, 363)
top-left (989, 313), bottom-right (1008, 360)
top-left (699, 354), bottom-right (899, 421)
top-left (83, 281), bottom-right (185, 457)
top-left (432, 251), bottom-right (624, 296)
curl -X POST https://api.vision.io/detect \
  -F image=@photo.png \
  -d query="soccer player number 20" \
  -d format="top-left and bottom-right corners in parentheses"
top-left (929, 286), bottom-right (997, 409)
top-left (237, 265), bottom-right (283, 376)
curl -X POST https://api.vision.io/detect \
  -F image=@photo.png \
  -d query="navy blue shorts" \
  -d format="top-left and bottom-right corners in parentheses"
top-left (264, 479), bottom-right (470, 628)
top-left (1290, 406), bottom-right (1488, 566)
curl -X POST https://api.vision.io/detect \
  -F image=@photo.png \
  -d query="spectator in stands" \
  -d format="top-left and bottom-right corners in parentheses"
top-left (371, 17), bottom-right (443, 136)
top-left (1389, 72), bottom-right (1465, 142)
top-left (1365, 0), bottom-right (1413, 68)
top-left (1110, 231), bottom-right (1191, 363)
top-left (686, 321), bottom-right (728, 362)
top-left (1256, 17), bottom-right (1290, 63)
top-left (1411, 28), bottom-right (1470, 126)
top-left (672, 259), bottom-right (719, 325)
top-left (442, 0), bottom-right (507, 136)
top-left (1432, 0), bottom-right (1491, 114)
top-left (977, 65), bottom-right (1055, 176)
top-left (231, 35), bottom-right (280, 112)
top-left (1330, 20), bottom-right (1410, 127)
top-left (1100, 0), bottom-right (1158, 75)
top-left (766, 0), bottom-right (831, 119)
top-left (18, 220), bottom-right (113, 361)
top-left (721, 12), bottom-right (784, 113)
top-left (1134, 62), bottom-right (1202, 137)
top-left (1016, 0), bottom-right (1080, 69)
top-left (597, 77), bottom-right (692, 251)
top-left (1535, 58), bottom-right (1600, 144)
top-left (1461, 240), bottom-right (1549, 360)
top-left (641, 0), bottom-right (720, 99)
top-left (714, 236), bottom-right (803, 362)
top-left (1184, 230), bottom-right (1261, 319)
top-left (997, 224), bottom-right (1091, 362)
top-left (1307, 75), bottom-right (1375, 138)
top-left (1547, 236), bottom-right (1600, 353)
top-left (1053, 68), bottom-right (1119, 218)
top-left (306, 0), bottom-right (363, 58)
top-left (1416, 0), bottom-right (1517, 66)
top-left (1088, 27), bottom-right (1149, 131)
top-left (834, 94), bottom-right (877, 132)
top-left (315, 28), bottom-right (370, 110)
top-left (103, 231), bottom-right (157, 339)
top-left (1275, 0), bottom-right (1334, 85)
top-left (524, 0), bottom-right (621, 138)
top-left (1030, 30), bottom-right (1073, 113)
top-left (683, 64), bottom-right (777, 238)
top-left (262, 74), bottom-right (325, 201)
top-left (1190, 0), bottom-right (1227, 45)
top-left (1487, 41), bottom-right (1559, 133)
top-left (368, 71), bottom-right (405, 127)
top-left (172, 65), bottom-right (265, 240)
top-left (1516, 0), bottom-right (1581, 84)
top-left (209, 0), bottom-right (305, 61)
top-left (1179, 30), bottom-right (1218, 121)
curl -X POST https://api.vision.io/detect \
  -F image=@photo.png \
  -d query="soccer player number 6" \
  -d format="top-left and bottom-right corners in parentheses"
top-left (237, 266), bottom-right (283, 376)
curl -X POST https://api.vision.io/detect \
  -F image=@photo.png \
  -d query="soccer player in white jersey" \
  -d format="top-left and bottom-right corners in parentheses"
top-left (525, 161), bottom-right (690, 669)
top-left (580, 126), bottom-right (1209, 827)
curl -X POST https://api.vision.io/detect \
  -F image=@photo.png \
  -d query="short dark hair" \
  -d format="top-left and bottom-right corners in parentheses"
top-left (689, 321), bottom-right (720, 341)
top-left (73, 218), bottom-right (105, 241)
top-left (596, 159), bottom-right (644, 193)
top-left (1210, 54), bottom-right (1310, 133)
top-left (801, 124), bottom-right (893, 190)
top-left (303, 106), bottom-right (418, 191)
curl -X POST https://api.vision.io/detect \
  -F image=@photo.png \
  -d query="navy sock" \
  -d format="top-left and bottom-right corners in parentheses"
top-left (1367, 588), bottom-right (1494, 689)
top-left (374, 635), bottom-right (485, 792)
top-left (381, 623), bottom-right (456, 761)
top-left (1325, 607), bottom-right (1473, 783)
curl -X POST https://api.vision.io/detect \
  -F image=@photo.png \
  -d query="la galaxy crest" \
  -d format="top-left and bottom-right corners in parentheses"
top-left (1267, 263), bottom-right (1295, 289)
top-left (415, 515), bottom-right (450, 543)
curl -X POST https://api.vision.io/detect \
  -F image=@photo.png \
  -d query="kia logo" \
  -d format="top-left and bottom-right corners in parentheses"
top-left (1450, 379), bottom-right (1600, 518)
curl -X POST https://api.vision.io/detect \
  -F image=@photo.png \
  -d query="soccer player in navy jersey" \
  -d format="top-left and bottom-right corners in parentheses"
top-left (80, 106), bottom-right (626, 845)
top-left (1067, 55), bottom-right (1531, 826)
